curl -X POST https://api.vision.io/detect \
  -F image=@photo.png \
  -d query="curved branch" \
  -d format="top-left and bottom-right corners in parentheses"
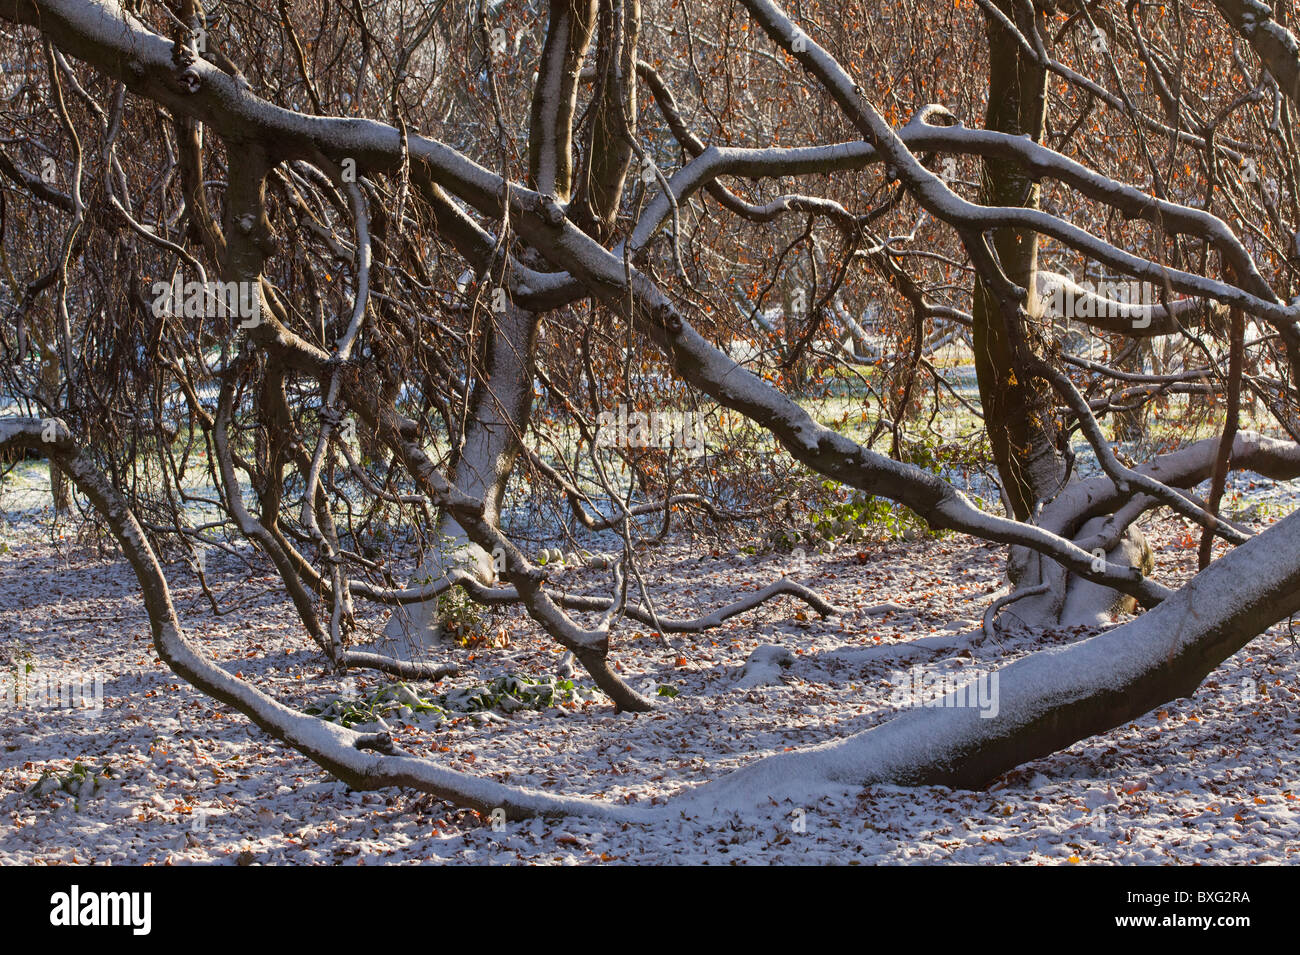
top-left (0, 416), bottom-right (633, 820)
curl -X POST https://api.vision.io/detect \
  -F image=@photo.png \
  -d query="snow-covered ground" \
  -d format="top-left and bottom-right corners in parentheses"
top-left (1, 470), bottom-right (1298, 864)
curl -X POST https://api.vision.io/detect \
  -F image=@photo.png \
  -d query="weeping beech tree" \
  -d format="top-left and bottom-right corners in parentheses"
top-left (4, 0), bottom-right (1300, 815)
top-left (972, 0), bottom-right (1064, 526)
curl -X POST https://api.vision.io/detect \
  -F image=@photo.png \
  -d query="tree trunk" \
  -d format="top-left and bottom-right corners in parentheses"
top-left (40, 353), bottom-right (70, 515)
top-left (972, 0), bottom-right (1065, 524)
top-left (11, 414), bottom-right (1300, 819)
top-left (1005, 431), bottom-right (1300, 627)
top-left (381, 303), bottom-right (539, 651)
top-left (677, 502), bottom-right (1300, 811)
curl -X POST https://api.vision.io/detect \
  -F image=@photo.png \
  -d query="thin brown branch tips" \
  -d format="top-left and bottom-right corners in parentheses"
top-left (2, 0), bottom-right (1300, 850)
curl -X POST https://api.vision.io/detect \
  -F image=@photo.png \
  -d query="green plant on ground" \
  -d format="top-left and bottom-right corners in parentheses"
top-left (756, 477), bottom-right (939, 553)
top-left (2, 645), bottom-right (34, 703)
top-left (26, 760), bottom-right (118, 808)
top-left (436, 585), bottom-right (486, 645)
top-left (305, 674), bottom-right (599, 728)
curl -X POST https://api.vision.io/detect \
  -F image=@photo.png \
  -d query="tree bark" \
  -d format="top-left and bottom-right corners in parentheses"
top-left (972, 0), bottom-right (1065, 524)
top-left (9, 413), bottom-right (1300, 818)
top-left (381, 303), bottom-right (540, 651)
top-left (676, 502), bottom-right (1300, 810)
top-left (38, 348), bottom-right (70, 515)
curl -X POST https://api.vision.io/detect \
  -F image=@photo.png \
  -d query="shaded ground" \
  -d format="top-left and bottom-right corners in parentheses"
top-left (2, 483), bottom-right (1298, 864)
